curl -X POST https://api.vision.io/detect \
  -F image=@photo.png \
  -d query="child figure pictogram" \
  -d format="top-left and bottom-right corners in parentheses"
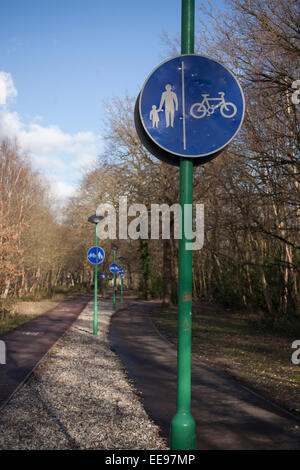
top-left (150, 105), bottom-right (160, 128)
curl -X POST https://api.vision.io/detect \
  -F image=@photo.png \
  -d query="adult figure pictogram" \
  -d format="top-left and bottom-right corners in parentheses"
top-left (158, 84), bottom-right (178, 128)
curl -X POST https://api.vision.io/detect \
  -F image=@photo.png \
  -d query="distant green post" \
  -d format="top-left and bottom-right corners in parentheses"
top-left (113, 250), bottom-right (116, 309)
top-left (111, 244), bottom-right (118, 310)
top-left (120, 260), bottom-right (123, 303)
top-left (170, 0), bottom-right (197, 451)
top-left (93, 224), bottom-right (98, 335)
top-left (88, 214), bottom-right (104, 336)
top-left (119, 257), bottom-right (125, 303)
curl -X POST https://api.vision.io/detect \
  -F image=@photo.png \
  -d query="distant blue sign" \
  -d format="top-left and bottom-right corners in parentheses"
top-left (119, 268), bottom-right (125, 274)
top-left (138, 55), bottom-right (245, 159)
top-left (109, 263), bottom-right (119, 273)
top-left (99, 273), bottom-right (105, 279)
top-left (87, 246), bottom-right (105, 265)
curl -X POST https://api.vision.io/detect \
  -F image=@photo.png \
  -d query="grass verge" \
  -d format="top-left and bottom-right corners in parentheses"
top-left (149, 299), bottom-right (300, 418)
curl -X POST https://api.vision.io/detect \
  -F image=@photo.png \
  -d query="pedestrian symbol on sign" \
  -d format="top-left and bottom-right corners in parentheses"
top-left (150, 106), bottom-right (160, 128)
top-left (158, 84), bottom-right (178, 128)
top-left (136, 54), bottom-right (245, 163)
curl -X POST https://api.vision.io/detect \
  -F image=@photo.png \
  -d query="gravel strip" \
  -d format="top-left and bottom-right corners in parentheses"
top-left (0, 300), bottom-right (169, 450)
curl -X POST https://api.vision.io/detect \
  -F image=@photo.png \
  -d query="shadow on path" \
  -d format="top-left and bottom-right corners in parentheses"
top-left (110, 301), bottom-right (300, 450)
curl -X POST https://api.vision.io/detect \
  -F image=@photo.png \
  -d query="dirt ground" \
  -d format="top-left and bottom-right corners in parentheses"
top-left (0, 292), bottom-right (82, 334)
top-left (12, 294), bottom-right (69, 316)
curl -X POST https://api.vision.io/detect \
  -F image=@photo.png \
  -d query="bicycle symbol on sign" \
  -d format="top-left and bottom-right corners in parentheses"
top-left (190, 92), bottom-right (237, 119)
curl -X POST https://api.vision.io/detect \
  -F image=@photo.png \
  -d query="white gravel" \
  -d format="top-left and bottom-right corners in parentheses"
top-left (0, 299), bottom-right (169, 450)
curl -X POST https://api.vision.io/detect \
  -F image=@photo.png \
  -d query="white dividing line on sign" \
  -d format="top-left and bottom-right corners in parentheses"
top-left (181, 61), bottom-right (187, 150)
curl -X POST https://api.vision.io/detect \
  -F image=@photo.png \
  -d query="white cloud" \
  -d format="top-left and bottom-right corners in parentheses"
top-left (0, 71), bottom-right (18, 105)
top-left (0, 110), bottom-right (22, 139)
top-left (51, 181), bottom-right (77, 200)
top-left (19, 123), bottom-right (102, 160)
top-left (71, 153), bottom-right (97, 170)
top-left (0, 108), bottom-right (102, 173)
top-left (45, 177), bottom-right (78, 210)
top-left (0, 110), bottom-right (102, 167)
top-left (20, 124), bottom-right (70, 154)
top-left (0, 70), bottom-right (103, 203)
top-left (30, 153), bottom-right (68, 173)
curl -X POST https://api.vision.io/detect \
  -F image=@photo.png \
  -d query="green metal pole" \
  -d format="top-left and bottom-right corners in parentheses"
top-left (113, 250), bottom-right (116, 310)
top-left (170, 0), bottom-right (196, 450)
top-left (120, 260), bottom-right (123, 303)
top-left (93, 224), bottom-right (98, 335)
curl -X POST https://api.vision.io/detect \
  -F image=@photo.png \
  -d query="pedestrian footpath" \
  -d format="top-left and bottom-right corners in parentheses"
top-left (0, 298), bottom-right (167, 450)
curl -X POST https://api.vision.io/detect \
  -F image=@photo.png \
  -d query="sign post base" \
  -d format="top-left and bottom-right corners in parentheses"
top-left (170, 411), bottom-right (196, 450)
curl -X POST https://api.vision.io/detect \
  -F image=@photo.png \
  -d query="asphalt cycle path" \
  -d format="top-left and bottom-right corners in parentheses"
top-left (0, 293), bottom-right (91, 410)
top-left (110, 300), bottom-right (300, 450)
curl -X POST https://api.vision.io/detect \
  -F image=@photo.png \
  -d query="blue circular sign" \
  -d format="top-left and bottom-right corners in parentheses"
top-left (119, 268), bottom-right (125, 274)
top-left (87, 246), bottom-right (105, 265)
top-left (109, 263), bottom-right (119, 273)
top-left (138, 55), bottom-right (245, 159)
top-left (99, 273), bottom-right (105, 279)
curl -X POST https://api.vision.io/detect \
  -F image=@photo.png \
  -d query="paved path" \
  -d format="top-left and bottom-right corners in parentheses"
top-left (110, 301), bottom-right (300, 450)
top-left (0, 294), bottom-right (91, 410)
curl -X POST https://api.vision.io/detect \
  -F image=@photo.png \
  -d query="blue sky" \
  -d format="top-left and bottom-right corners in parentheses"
top-left (0, 0), bottom-right (224, 203)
